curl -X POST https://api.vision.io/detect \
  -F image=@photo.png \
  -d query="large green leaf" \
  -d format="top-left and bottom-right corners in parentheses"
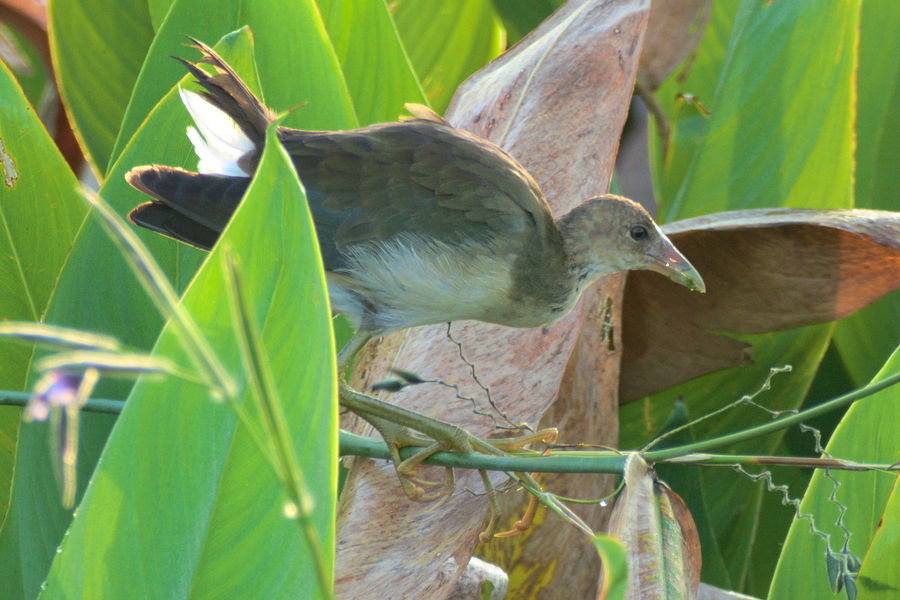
top-left (391, 0), bottom-right (504, 112)
top-left (47, 0), bottom-right (155, 175)
top-left (147, 0), bottom-right (175, 31)
top-left (629, 0), bottom-right (860, 592)
top-left (0, 408), bottom-right (14, 536)
top-left (107, 0), bottom-right (357, 171)
top-left (318, 0), bottom-right (427, 125)
top-left (0, 62), bottom-right (88, 379)
top-left (768, 348), bottom-right (900, 599)
top-left (0, 33), bottom-right (256, 600)
top-left (0, 22), bottom-right (350, 597)
top-left (40, 122), bottom-right (337, 599)
top-left (0, 60), bottom-right (89, 554)
top-left (648, 0), bottom-right (739, 206)
top-left (662, 0), bottom-right (856, 221)
top-left (831, 1), bottom-right (900, 386)
top-left (853, 1), bottom-right (900, 209)
top-left (856, 475), bottom-right (900, 600)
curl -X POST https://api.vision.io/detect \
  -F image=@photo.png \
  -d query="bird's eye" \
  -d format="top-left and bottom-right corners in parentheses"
top-left (630, 225), bottom-right (649, 241)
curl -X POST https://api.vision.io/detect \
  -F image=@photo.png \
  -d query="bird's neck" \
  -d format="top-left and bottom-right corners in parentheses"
top-left (558, 205), bottom-right (608, 286)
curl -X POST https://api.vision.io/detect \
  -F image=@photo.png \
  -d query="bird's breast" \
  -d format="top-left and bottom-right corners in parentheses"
top-left (327, 234), bottom-right (563, 334)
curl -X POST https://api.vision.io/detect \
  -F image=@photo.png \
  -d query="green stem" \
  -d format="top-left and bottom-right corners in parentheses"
top-left (341, 431), bottom-right (626, 473)
top-left (0, 391), bottom-right (123, 415)
top-left (643, 370), bottom-right (900, 462)
top-left (4, 371), bottom-right (897, 475)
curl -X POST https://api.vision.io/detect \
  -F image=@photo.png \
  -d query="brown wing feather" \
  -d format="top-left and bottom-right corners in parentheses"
top-left (129, 40), bottom-right (558, 275)
top-left (279, 119), bottom-right (554, 263)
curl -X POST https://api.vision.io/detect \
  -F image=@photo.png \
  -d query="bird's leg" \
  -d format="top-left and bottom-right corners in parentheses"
top-left (492, 487), bottom-right (539, 539)
top-left (484, 428), bottom-right (559, 452)
top-left (341, 382), bottom-right (497, 454)
top-left (337, 331), bottom-right (372, 373)
top-left (337, 329), bottom-right (557, 501)
top-left (341, 381), bottom-right (557, 502)
top-left (353, 409), bottom-right (455, 501)
top-left (478, 469), bottom-right (503, 543)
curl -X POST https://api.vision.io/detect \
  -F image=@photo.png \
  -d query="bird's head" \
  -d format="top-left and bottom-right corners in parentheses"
top-left (559, 194), bottom-right (705, 292)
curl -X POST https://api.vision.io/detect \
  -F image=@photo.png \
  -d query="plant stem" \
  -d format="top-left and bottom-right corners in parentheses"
top-left (0, 391), bottom-right (123, 414)
top-left (4, 370), bottom-right (897, 475)
top-left (643, 370), bottom-right (900, 462)
top-left (341, 431), bottom-right (626, 473)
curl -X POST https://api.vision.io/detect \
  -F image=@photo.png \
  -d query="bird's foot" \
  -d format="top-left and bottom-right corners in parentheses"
top-left (361, 415), bottom-right (456, 502)
top-left (491, 491), bottom-right (539, 540)
top-left (339, 382), bottom-right (556, 504)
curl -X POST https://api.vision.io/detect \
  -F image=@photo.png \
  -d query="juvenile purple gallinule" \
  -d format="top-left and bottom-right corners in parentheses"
top-left (127, 40), bottom-right (705, 500)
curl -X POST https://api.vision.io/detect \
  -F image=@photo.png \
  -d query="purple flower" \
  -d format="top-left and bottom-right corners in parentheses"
top-left (26, 369), bottom-right (99, 508)
top-left (27, 372), bottom-right (83, 422)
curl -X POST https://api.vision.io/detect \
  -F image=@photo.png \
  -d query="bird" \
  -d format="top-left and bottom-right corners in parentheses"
top-left (127, 38), bottom-right (705, 500)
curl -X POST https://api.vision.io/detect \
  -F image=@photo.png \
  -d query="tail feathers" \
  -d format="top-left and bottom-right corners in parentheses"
top-left (180, 88), bottom-right (254, 176)
top-left (126, 165), bottom-right (249, 248)
top-left (128, 203), bottom-right (220, 250)
top-left (176, 37), bottom-right (276, 176)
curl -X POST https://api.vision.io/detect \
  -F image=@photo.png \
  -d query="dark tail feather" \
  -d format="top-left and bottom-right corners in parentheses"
top-left (126, 165), bottom-right (250, 249)
top-left (128, 203), bottom-right (220, 250)
top-left (176, 37), bottom-right (275, 151)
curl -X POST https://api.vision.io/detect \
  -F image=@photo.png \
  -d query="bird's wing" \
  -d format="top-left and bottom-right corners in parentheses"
top-left (279, 119), bottom-right (555, 270)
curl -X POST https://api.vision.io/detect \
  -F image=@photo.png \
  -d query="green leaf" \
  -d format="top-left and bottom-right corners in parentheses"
top-left (631, 1), bottom-right (860, 592)
top-left (0, 62), bottom-right (88, 366)
top-left (592, 535), bottom-right (628, 600)
top-left (648, 0), bottom-right (739, 206)
top-left (853, 1), bottom-right (899, 210)
top-left (0, 24), bottom-right (54, 122)
top-left (856, 475), bottom-right (900, 600)
top-left (391, 0), bottom-right (504, 112)
top-left (831, 1), bottom-right (900, 386)
top-left (622, 325), bottom-right (834, 591)
top-left (147, 0), bottom-right (175, 30)
top-left (661, 0), bottom-right (857, 221)
top-left (0, 408), bottom-right (15, 531)
top-left (768, 348), bottom-right (900, 600)
top-left (40, 107), bottom-right (337, 600)
top-left (489, 0), bottom-right (562, 43)
top-left (107, 0), bottom-right (357, 171)
top-left (48, 0), bottom-right (155, 174)
top-left (318, 0), bottom-right (427, 124)
top-left (0, 31), bottom-right (259, 599)
top-left (0, 413), bottom-right (116, 600)
top-left (0, 60), bottom-right (90, 595)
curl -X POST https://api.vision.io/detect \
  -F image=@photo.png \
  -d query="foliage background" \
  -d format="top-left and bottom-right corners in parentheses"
top-left (0, 0), bottom-right (896, 598)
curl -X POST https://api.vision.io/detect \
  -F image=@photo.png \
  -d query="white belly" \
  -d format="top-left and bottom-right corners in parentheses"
top-left (326, 234), bottom-right (518, 334)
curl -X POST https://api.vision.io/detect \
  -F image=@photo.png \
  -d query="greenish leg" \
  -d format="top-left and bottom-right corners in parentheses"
top-left (337, 330), bottom-right (558, 501)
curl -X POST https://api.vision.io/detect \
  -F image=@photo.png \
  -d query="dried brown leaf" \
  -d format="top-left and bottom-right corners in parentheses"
top-left (621, 209), bottom-right (900, 401)
top-left (335, 1), bottom-right (651, 598)
top-left (607, 454), bottom-right (701, 600)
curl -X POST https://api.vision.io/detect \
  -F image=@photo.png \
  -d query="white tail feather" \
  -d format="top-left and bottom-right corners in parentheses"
top-left (179, 88), bottom-right (254, 176)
